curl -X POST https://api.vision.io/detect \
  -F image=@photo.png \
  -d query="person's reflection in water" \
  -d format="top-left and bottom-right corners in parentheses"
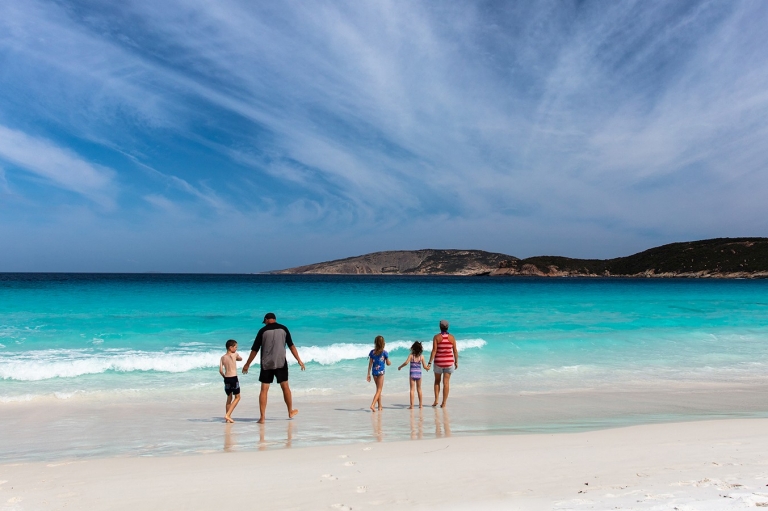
top-left (371, 408), bottom-right (383, 442)
top-left (224, 422), bottom-right (236, 452)
top-left (258, 422), bottom-right (268, 451)
top-left (258, 421), bottom-right (294, 451)
top-left (442, 407), bottom-right (452, 437)
top-left (284, 421), bottom-right (293, 449)
top-left (410, 408), bottom-right (423, 440)
top-left (434, 406), bottom-right (452, 438)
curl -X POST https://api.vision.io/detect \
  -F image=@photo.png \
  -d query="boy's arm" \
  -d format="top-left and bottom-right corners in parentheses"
top-left (366, 358), bottom-right (373, 382)
top-left (289, 345), bottom-right (306, 371)
top-left (219, 357), bottom-right (226, 378)
top-left (236, 353), bottom-right (242, 361)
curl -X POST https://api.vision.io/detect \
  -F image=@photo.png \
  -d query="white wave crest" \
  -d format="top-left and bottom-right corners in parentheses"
top-left (0, 339), bottom-right (486, 381)
top-left (0, 350), bottom-right (222, 381)
top-left (301, 338), bottom-right (486, 365)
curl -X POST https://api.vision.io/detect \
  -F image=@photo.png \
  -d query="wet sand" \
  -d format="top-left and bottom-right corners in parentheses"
top-left (2, 417), bottom-right (768, 510)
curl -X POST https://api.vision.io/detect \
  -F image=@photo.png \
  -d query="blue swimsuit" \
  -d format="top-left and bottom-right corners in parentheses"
top-left (409, 355), bottom-right (422, 380)
top-left (369, 349), bottom-right (389, 376)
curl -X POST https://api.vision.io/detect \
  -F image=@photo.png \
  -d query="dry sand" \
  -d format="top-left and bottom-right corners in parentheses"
top-left (2, 417), bottom-right (768, 510)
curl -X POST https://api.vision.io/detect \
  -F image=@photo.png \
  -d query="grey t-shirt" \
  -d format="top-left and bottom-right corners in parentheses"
top-left (251, 323), bottom-right (294, 370)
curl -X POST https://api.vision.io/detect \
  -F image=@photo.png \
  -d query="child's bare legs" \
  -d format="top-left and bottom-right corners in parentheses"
top-left (408, 379), bottom-right (415, 409)
top-left (440, 373), bottom-right (451, 407)
top-left (370, 375), bottom-right (384, 411)
top-left (225, 393), bottom-right (240, 423)
top-left (432, 372), bottom-right (442, 407)
top-left (416, 378), bottom-right (423, 408)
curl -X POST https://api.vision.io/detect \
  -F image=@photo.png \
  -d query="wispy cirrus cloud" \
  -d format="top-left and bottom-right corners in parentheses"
top-left (0, 125), bottom-right (115, 208)
top-left (1, 0), bottom-right (768, 271)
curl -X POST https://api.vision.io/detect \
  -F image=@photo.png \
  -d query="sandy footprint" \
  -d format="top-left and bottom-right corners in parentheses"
top-left (356, 486), bottom-right (367, 493)
top-left (7, 497), bottom-right (22, 504)
top-left (330, 504), bottom-right (352, 510)
top-left (321, 474), bottom-right (339, 481)
top-left (338, 455), bottom-right (349, 458)
top-left (344, 461), bottom-right (356, 466)
top-left (362, 447), bottom-right (372, 451)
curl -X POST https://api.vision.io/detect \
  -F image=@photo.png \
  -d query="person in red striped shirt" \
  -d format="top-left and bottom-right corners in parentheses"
top-left (426, 319), bottom-right (458, 408)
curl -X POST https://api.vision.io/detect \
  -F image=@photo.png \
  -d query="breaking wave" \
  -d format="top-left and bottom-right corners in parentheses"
top-left (0, 339), bottom-right (486, 381)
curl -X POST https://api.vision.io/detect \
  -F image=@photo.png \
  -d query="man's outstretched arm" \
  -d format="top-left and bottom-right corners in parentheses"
top-left (289, 345), bottom-right (306, 371)
top-left (242, 349), bottom-right (258, 374)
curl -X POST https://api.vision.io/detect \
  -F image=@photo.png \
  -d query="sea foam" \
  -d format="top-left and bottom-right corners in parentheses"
top-left (0, 339), bottom-right (486, 381)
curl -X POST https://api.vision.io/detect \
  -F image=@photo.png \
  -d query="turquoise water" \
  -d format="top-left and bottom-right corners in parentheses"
top-left (2, 274), bottom-right (768, 403)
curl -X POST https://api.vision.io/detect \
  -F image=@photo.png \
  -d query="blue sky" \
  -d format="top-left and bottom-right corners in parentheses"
top-left (1, 1), bottom-right (767, 272)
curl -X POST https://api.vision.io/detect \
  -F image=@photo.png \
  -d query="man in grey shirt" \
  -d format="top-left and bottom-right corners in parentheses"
top-left (242, 312), bottom-right (306, 423)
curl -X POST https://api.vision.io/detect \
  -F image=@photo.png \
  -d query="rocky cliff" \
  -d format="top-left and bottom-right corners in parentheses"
top-left (270, 249), bottom-right (515, 276)
top-left (271, 238), bottom-right (768, 278)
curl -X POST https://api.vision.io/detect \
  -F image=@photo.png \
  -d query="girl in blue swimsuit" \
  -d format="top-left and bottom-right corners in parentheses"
top-left (398, 341), bottom-right (430, 409)
top-left (367, 335), bottom-right (391, 412)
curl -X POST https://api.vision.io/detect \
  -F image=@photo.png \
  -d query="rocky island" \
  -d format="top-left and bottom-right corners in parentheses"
top-left (271, 238), bottom-right (768, 278)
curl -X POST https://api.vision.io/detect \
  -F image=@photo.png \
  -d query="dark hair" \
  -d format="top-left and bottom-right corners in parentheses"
top-left (374, 335), bottom-right (385, 354)
top-left (225, 339), bottom-right (238, 349)
top-left (410, 341), bottom-right (423, 356)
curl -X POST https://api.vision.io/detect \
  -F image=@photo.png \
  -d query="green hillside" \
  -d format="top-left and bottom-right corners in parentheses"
top-left (516, 238), bottom-right (768, 275)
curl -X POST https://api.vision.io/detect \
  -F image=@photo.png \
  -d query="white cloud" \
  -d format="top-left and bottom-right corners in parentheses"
top-left (0, 125), bottom-right (116, 208)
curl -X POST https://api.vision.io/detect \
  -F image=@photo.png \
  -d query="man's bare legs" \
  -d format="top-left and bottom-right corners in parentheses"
top-left (258, 383), bottom-right (270, 423)
top-left (225, 393), bottom-right (240, 423)
top-left (280, 381), bottom-right (299, 418)
top-left (440, 373), bottom-right (451, 407)
top-left (258, 381), bottom-right (298, 423)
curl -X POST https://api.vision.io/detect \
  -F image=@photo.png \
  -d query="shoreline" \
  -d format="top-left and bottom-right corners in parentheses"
top-left (3, 382), bottom-right (768, 464)
top-left (3, 417), bottom-right (768, 509)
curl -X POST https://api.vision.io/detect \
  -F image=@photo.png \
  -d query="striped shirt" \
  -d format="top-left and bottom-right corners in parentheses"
top-left (434, 332), bottom-right (455, 367)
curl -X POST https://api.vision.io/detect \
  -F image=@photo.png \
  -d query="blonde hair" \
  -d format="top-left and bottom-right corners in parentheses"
top-left (373, 335), bottom-right (385, 354)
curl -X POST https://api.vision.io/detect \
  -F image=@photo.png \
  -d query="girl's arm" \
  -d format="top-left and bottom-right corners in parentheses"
top-left (421, 356), bottom-right (429, 370)
top-left (385, 352), bottom-right (391, 366)
top-left (398, 354), bottom-right (412, 370)
top-left (366, 357), bottom-right (373, 382)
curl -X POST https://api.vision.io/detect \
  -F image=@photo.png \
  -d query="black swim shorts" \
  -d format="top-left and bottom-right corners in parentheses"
top-left (259, 363), bottom-right (289, 384)
top-left (224, 376), bottom-right (240, 396)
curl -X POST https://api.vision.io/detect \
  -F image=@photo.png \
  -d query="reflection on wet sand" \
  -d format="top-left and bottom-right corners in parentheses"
top-left (370, 410), bottom-right (384, 442)
top-left (258, 421), bottom-right (294, 451)
top-left (224, 423), bottom-right (236, 452)
top-left (410, 408), bottom-right (424, 440)
top-left (434, 407), bottom-right (451, 438)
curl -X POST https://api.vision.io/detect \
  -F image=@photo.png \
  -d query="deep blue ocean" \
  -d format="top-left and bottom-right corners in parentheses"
top-left (2, 274), bottom-right (768, 403)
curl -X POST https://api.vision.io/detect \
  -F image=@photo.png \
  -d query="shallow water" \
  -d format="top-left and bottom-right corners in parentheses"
top-left (2, 274), bottom-right (768, 459)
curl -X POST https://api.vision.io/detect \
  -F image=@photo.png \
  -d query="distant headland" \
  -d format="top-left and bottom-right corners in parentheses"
top-left (270, 238), bottom-right (768, 278)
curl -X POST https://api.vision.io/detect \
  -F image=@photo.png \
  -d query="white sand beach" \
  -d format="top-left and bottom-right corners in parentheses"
top-left (2, 417), bottom-right (768, 510)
